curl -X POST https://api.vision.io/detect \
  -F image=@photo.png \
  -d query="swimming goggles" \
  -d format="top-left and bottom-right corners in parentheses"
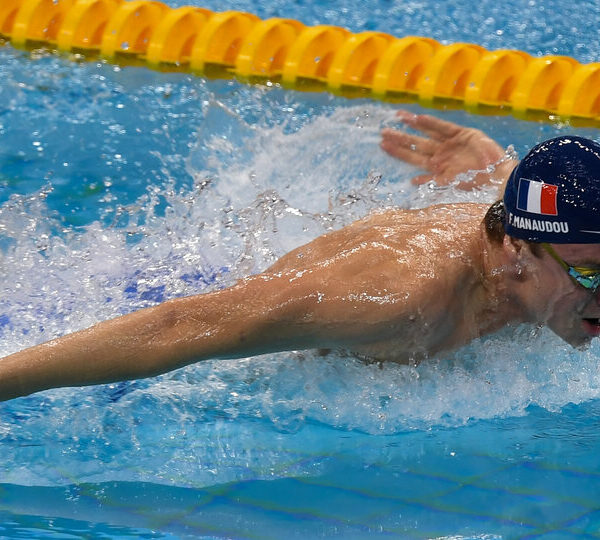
top-left (541, 243), bottom-right (600, 292)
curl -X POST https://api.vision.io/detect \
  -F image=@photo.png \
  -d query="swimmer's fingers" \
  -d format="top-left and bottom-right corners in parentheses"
top-left (380, 128), bottom-right (436, 168)
top-left (395, 109), bottom-right (462, 142)
top-left (379, 130), bottom-right (439, 184)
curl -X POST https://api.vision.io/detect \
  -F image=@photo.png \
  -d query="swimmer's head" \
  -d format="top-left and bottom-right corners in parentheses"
top-left (503, 136), bottom-right (600, 244)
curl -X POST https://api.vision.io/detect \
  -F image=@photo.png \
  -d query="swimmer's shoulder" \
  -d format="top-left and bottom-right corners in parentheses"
top-left (361, 202), bottom-right (489, 227)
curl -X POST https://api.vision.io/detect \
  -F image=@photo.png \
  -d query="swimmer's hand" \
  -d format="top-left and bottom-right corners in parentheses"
top-left (380, 110), bottom-right (517, 190)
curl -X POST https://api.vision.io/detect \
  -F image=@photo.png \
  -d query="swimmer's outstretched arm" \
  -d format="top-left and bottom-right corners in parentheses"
top-left (0, 274), bottom-right (324, 401)
top-left (380, 110), bottom-right (517, 189)
top-left (0, 220), bottom-right (411, 401)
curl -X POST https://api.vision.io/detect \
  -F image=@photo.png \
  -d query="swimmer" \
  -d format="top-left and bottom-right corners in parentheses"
top-left (1, 111), bottom-right (600, 401)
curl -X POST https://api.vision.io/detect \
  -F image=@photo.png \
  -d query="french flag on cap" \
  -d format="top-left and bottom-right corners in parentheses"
top-left (516, 178), bottom-right (558, 216)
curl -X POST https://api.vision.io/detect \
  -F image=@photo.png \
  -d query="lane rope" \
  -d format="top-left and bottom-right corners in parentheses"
top-left (2, 0), bottom-right (600, 122)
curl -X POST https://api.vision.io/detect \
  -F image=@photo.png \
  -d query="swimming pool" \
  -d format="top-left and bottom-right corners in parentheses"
top-left (2, 0), bottom-right (600, 538)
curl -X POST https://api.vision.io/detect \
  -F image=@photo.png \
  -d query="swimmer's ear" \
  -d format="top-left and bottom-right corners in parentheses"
top-left (502, 234), bottom-right (522, 258)
top-left (502, 235), bottom-right (531, 280)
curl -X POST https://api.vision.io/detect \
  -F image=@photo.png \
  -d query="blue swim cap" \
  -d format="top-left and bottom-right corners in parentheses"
top-left (503, 135), bottom-right (600, 243)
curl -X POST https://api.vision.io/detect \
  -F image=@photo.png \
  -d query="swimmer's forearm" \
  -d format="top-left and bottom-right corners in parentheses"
top-left (0, 297), bottom-right (251, 401)
top-left (0, 301), bottom-right (192, 401)
top-left (494, 157), bottom-right (518, 190)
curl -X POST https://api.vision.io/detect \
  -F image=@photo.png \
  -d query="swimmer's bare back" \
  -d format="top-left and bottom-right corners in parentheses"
top-left (0, 203), bottom-right (491, 401)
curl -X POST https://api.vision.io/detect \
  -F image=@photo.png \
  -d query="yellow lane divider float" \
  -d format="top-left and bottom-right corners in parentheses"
top-left (2, 0), bottom-right (600, 123)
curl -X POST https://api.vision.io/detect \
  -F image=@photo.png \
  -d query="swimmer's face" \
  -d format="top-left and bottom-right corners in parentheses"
top-left (540, 243), bottom-right (600, 346)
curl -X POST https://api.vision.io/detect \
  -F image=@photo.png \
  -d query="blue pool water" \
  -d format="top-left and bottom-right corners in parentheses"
top-left (2, 0), bottom-right (600, 538)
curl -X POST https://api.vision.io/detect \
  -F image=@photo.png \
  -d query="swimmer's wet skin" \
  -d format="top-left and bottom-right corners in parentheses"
top-left (1, 113), bottom-right (600, 402)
